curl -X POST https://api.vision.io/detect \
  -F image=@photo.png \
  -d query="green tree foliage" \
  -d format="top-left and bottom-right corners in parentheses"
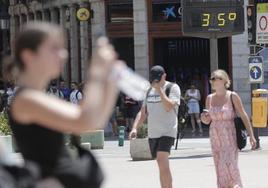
top-left (137, 124), bottom-right (147, 138)
top-left (0, 112), bottom-right (11, 135)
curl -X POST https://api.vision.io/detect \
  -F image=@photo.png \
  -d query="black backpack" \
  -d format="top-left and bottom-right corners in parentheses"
top-left (165, 83), bottom-right (189, 148)
top-left (165, 83), bottom-right (189, 125)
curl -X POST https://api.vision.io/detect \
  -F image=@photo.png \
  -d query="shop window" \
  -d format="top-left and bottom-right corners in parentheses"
top-left (112, 38), bottom-right (134, 70)
top-left (36, 11), bottom-right (42, 20)
top-left (28, 13), bottom-right (34, 21)
top-left (21, 14), bottom-right (27, 24)
top-left (43, 10), bottom-right (51, 21)
top-left (152, 2), bottom-right (181, 22)
top-left (107, 3), bottom-right (133, 23)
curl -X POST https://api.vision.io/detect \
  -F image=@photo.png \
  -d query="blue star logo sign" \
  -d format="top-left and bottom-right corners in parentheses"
top-left (163, 6), bottom-right (176, 19)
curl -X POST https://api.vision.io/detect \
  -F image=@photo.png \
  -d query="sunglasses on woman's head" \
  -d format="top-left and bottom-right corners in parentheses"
top-left (210, 77), bottom-right (223, 81)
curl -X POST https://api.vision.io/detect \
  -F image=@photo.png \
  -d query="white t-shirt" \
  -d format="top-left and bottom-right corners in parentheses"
top-left (143, 81), bottom-right (181, 138)
top-left (70, 90), bottom-right (82, 104)
top-left (47, 88), bottom-right (64, 99)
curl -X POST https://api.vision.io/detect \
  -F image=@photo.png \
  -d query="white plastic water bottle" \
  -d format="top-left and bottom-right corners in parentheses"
top-left (111, 65), bottom-right (150, 101)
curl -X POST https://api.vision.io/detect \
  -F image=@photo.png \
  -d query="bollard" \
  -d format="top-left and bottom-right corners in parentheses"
top-left (118, 126), bottom-right (125, 146)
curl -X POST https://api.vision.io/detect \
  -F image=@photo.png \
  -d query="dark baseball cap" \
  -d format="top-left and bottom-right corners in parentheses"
top-left (149, 65), bottom-right (165, 83)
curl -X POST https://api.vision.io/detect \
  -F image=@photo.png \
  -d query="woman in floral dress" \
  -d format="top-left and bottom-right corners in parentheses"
top-left (201, 69), bottom-right (256, 188)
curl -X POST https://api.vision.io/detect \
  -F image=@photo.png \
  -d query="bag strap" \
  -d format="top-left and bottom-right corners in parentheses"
top-left (145, 87), bottom-right (152, 114)
top-left (230, 92), bottom-right (238, 117)
top-left (165, 83), bottom-right (179, 116)
top-left (145, 87), bottom-right (152, 103)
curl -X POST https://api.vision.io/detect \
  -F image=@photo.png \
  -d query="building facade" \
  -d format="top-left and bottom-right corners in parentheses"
top-left (105, 0), bottom-right (250, 112)
top-left (9, 0), bottom-right (105, 84)
top-left (9, 0), bottom-right (251, 112)
top-left (0, 0), bottom-right (10, 82)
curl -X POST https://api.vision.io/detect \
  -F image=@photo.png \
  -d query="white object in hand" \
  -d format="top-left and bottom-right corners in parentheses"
top-left (111, 65), bottom-right (150, 101)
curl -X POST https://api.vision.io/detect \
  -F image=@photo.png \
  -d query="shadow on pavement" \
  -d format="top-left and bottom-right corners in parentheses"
top-left (169, 153), bottom-right (212, 160)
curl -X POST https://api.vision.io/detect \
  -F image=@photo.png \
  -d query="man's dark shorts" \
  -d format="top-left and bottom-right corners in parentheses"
top-left (148, 136), bottom-right (175, 159)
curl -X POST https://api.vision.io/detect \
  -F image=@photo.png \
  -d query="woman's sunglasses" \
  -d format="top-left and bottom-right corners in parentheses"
top-left (210, 77), bottom-right (223, 81)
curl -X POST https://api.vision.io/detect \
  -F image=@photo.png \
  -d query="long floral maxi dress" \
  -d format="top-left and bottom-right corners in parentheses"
top-left (209, 93), bottom-right (243, 188)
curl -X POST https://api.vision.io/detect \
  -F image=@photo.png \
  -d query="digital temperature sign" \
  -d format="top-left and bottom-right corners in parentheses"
top-left (182, 0), bottom-right (245, 38)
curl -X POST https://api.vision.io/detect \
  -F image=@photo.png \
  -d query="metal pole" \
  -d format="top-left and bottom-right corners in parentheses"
top-left (250, 45), bottom-right (261, 149)
top-left (210, 38), bottom-right (218, 72)
top-left (252, 83), bottom-right (261, 149)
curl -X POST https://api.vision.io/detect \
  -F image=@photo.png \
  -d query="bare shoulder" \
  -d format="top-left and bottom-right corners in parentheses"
top-left (207, 93), bottom-right (214, 99)
top-left (229, 90), bottom-right (240, 100)
top-left (11, 89), bottom-right (76, 124)
top-left (229, 91), bottom-right (243, 107)
top-left (205, 93), bottom-right (213, 103)
top-left (13, 89), bottom-right (62, 107)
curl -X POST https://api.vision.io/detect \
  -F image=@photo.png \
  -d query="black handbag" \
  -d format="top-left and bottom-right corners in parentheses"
top-left (68, 140), bottom-right (104, 188)
top-left (0, 161), bottom-right (40, 188)
top-left (230, 93), bottom-right (247, 150)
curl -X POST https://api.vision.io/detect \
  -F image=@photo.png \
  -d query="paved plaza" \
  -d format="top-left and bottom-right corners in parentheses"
top-left (93, 137), bottom-right (268, 188)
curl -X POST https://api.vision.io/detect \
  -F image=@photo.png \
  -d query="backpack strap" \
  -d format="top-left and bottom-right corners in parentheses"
top-left (145, 87), bottom-right (152, 114)
top-left (165, 83), bottom-right (179, 116)
top-left (75, 90), bottom-right (82, 101)
top-left (145, 87), bottom-right (152, 101)
top-left (165, 83), bottom-right (174, 97)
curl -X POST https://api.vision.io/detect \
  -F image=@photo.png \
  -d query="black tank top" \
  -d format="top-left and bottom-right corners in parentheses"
top-left (8, 88), bottom-right (69, 177)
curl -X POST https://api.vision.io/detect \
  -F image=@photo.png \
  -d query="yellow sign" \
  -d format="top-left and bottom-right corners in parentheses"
top-left (76, 8), bottom-right (90, 21)
top-left (252, 97), bottom-right (268, 128)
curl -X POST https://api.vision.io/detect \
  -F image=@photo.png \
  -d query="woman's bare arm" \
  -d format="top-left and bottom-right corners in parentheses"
top-left (11, 38), bottom-right (119, 135)
top-left (201, 95), bottom-right (212, 124)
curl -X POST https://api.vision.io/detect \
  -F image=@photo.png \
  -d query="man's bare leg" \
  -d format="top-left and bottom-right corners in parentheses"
top-left (156, 151), bottom-right (172, 188)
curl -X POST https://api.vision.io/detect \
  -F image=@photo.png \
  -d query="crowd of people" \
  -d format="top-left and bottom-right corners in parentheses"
top-left (0, 21), bottom-right (258, 188)
top-left (0, 80), bottom-right (84, 112)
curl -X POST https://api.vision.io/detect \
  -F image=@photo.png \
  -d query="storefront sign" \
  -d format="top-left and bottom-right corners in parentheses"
top-left (152, 3), bottom-right (181, 22)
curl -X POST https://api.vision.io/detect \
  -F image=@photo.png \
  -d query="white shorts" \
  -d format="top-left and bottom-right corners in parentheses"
top-left (187, 102), bottom-right (200, 114)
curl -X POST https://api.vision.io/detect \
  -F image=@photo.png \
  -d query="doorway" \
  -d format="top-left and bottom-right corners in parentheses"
top-left (112, 37), bottom-right (134, 70)
top-left (153, 37), bottom-right (230, 105)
